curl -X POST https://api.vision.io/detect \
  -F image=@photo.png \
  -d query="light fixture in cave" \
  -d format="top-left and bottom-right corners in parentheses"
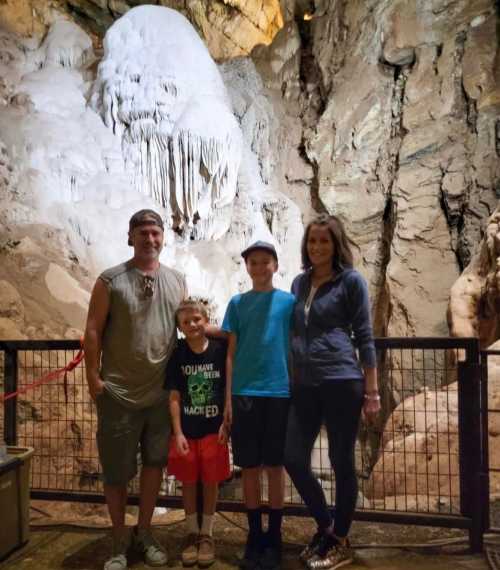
top-left (303, 12), bottom-right (313, 21)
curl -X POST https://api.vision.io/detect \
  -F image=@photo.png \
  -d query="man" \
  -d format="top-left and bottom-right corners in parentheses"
top-left (84, 209), bottom-right (186, 570)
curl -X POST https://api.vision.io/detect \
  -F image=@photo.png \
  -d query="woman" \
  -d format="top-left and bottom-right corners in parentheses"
top-left (284, 214), bottom-right (380, 570)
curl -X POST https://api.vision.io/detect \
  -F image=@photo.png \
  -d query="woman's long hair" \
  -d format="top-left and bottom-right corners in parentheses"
top-left (301, 213), bottom-right (356, 271)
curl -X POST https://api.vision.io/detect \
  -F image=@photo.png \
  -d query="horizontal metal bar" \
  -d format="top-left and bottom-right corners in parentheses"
top-left (0, 340), bottom-right (82, 351)
top-left (31, 491), bottom-right (183, 509)
top-left (0, 338), bottom-right (479, 352)
top-left (482, 350), bottom-right (500, 356)
top-left (375, 337), bottom-right (477, 350)
top-left (30, 491), bottom-right (472, 529)
top-left (352, 509), bottom-right (472, 529)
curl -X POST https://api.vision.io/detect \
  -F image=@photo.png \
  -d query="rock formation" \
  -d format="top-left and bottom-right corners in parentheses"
top-left (372, 208), bottom-right (500, 507)
top-left (448, 206), bottom-right (500, 347)
top-left (0, 6), bottom-right (302, 332)
top-left (91, 6), bottom-right (242, 240)
top-left (255, 0), bottom-right (500, 342)
top-left (0, 0), bottom-right (283, 59)
top-left (2, 2), bottom-right (497, 336)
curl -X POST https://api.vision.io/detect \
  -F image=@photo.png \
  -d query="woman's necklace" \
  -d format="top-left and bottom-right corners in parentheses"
top-left (311, 270), bottom-right (334, 288)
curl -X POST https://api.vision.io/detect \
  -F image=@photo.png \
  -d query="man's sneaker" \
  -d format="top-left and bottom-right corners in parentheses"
top-left (307, 538), bottom-right (353, 570)
top-left (181, 533), bottom-right (198, 566)
top-left (197, 534), bottom-right (215, 567)
top-left (104, 533), bottom-right (130, 570)
top-left (299, 531), bottom-right (324, 563)
top-left (132, 526), bottom-right (168, 567)
top-left (240, 532), bottom-right (262, 569)
top-left (104, 553), bottom-right (128, 570)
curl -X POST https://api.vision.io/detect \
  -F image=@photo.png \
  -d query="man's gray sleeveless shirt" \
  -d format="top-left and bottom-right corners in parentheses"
top-left (99, 261), bottom-right (186, 409)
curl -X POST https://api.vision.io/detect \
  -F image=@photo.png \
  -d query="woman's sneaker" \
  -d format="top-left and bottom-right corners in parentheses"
top-left (299, 531), bottom-right (324, 563)
top-left (307, 537), bottom-right (353, 570)
top-left (181, 533), bottom-right (198, 566)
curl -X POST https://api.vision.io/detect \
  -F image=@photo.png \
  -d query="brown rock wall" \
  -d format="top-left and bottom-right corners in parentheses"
top-left (259, 0), bottom-right (499, 342)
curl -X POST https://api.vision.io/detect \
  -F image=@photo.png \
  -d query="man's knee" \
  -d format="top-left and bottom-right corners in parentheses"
top-left (102, 468), bottom-right (136, 486)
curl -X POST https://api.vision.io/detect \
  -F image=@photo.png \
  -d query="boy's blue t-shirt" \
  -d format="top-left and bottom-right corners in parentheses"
top-left (221, 289), bottom-right (295, 397)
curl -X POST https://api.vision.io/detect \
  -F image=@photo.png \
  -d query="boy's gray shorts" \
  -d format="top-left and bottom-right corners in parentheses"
top-left (95, 389), bottom-right (170, 486)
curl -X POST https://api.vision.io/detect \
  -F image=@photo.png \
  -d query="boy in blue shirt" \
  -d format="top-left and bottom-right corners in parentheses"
top-left (222, 241), bottom-right (295, 570)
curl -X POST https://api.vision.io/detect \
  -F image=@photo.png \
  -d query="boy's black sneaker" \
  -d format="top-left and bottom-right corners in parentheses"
top-left (260, 532), bottom-right (282, 570)
top-left (240, 533), bottom-right (262, 570)
top-left (260, 545), bottom-right (282, 570)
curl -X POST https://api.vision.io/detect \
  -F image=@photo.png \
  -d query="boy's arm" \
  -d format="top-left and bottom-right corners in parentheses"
top-left (169, 390), bottom-right (189, 455)
top-left (205, 323), bottom-right (229, 340)
top-left (223, 332), bottom-right (237, 427)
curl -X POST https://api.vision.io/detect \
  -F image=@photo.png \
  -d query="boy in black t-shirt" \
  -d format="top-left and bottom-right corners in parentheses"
top-left (165, 299), bottom-right (229, 568)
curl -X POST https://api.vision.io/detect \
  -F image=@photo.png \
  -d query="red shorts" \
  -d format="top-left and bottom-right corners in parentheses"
top-left (168, 433), bottom-right (231, 484)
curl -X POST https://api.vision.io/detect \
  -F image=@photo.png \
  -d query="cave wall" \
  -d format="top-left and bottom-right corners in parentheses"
top-left (0, 0), bottom-right (283, 59)
top-left (257, 0), bottom-right (500, 337)
top-left (0, 0), bottom-right (499, 341)
top-left (0, 0), bottom-right (499, 507)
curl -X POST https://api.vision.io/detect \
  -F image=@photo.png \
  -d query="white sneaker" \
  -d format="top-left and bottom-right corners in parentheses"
top-left (132, 526), bottom-right (168, 566)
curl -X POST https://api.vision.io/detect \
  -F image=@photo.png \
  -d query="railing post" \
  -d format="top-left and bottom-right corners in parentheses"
top-left (458, 339), bottom-right (484, 552)
top-left (480, 352), bottom-right (490, 533)
top-left (3, 347), bottom-right (18, 445)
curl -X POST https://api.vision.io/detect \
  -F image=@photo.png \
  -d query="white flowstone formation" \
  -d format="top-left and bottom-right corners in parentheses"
top-left (91, 6), bottom-right (242, 240)
top-left (0, 7), bottom-right (303, 324)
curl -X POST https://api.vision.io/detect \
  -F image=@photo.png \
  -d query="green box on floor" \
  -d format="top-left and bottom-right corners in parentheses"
top-left (0, 446), bottom-right (34, 561)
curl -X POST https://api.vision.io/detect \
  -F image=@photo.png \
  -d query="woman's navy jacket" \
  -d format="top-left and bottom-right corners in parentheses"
top-left (290, 268), bottom-right (377, 386)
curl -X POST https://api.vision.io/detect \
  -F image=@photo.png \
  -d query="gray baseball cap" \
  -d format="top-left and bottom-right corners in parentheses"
top-left (128, 209), bottom-right (164, 245)
top-left (241, 240), bottom-right (278, 261)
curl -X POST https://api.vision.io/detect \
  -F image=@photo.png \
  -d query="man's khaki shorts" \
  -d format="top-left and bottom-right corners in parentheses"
top-left (95, 389), bottom-right (170, 485)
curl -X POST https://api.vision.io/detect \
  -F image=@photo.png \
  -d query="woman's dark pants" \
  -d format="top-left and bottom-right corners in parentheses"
top-left (284, 380), bottom-right (364, 537)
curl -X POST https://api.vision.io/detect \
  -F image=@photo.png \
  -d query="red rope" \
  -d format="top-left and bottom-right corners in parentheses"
top-left (1, 348), bottom-right (84, 403)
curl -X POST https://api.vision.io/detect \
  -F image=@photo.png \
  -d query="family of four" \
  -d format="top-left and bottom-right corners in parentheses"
top-left (84, 208), bottom-right (380, 570)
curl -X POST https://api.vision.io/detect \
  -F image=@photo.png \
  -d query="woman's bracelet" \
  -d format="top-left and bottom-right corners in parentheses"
top-left (364, 393), bottom-right (380, 401)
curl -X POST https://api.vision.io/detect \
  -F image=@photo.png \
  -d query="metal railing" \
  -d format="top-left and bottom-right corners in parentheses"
top-left (481, 348), bottom-right (500, 534)
top-left (0, 337), bottom-right (487, 551)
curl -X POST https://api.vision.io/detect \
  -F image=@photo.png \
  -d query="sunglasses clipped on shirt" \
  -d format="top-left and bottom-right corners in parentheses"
top-left (142, 274), bottom-right (156, 299)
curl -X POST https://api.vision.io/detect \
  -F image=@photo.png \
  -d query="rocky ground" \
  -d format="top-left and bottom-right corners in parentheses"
top-left (2, 504), bottom-right (490, 570)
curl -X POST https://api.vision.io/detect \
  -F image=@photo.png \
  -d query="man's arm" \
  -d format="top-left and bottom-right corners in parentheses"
top-left (224, 332), bottom-right (236, 427)
top-left (83, 279), bottom-right (110, 401)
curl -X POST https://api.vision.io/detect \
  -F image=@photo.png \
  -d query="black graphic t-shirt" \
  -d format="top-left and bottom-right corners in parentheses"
top-left (164, 338), bottom-right (227, 439)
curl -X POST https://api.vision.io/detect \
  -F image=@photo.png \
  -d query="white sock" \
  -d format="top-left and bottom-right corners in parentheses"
top-left (186, 513), bottom-right (199, 535)
top-left (201, 514), bottom-right (215, 536)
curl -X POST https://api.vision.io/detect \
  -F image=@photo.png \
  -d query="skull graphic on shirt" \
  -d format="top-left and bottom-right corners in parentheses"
top-left (187, 372), bottom-right (212, 407)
